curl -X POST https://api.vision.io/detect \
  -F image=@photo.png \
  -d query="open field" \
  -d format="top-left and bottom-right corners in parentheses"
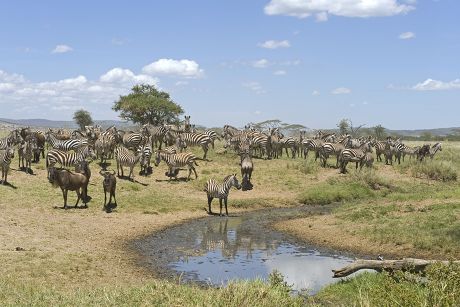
top-left (1, 129), bottom-right (460, 305)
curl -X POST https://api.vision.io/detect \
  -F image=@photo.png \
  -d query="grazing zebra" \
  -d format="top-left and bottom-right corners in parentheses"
top-left (114, 146), bottom-right (143, 179)
top-left (154, 150), bottom-right (199, 181)
top-left (119, 131), bottom-right (144, 150)
top-left (46, 132), bottom-right (88, 151)
top-left (175, 132), bottom-right (212, 160)
top-left (204, 129), bottom-right (219, 149)
top-left (46, 146), bottom-right (96, 177)
top-left (1, 147), bottom-right (15, 184)
top-left (320, 135), bottom-right (350, 168)
top-left (204, 174), bottom-right (242, 216)
top-left (429, 142), bottom-right (442, 160)
top-left (141, 124), bottom-right (169, 149)
top-left (339, 142), bottom-right (372, 174)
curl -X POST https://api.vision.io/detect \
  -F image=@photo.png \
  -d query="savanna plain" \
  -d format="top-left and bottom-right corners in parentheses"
top-left (0, 129), bottom-right (459, 306)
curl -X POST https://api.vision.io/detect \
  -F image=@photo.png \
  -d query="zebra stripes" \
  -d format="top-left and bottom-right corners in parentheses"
top-left (115, 146), bottom-right (143, 179)
top-left (0, 130), bottom-right (22, 150)
top-left (1, 147), bottom-right (14, 184)
top-left (204, 129), bottom-right (219, 149)
top-left (141, 124), bottom-right (169, 149)
top-left (154, 150), bottom-right (199, 180)
top-left (204, 174), bottom-right (241, 216)
top-left (339, 142), bottom-right (372, 173)
top-left (121, 131), bottom-right (144, 150)
top-left (320, 135), bottom-right (350, 167)
top-left (46, 146), bottom-right (96, 177)
top-left (46, 132), bottom-right (88, 151)
top-left (175, 132), bottom-right (212, 159)
top-left (139, 143), bottom-right (152, 176)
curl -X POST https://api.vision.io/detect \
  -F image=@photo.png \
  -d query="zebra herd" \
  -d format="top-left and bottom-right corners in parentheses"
top-left (0, 118), bottom-right (445, 214)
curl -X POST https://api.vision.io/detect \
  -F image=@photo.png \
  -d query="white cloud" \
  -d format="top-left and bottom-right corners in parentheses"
top-left (252, 59), bottom-right (270, 68)
top-left (312, 90), bottom-right (320, 96)
top-left (142, 59), bottom-right (203, 78)
top-left (316, 12), bottom-right (329, 22)
top-left (399, 31), bottom-right (415, 39)
top-left (100, 68), bottom-right (158, 85)
top-left (332, 87), bottom-right (351, 94)
top-left (175, 81), bottom-right (189, 86)
top-left (412, 78), bottom-right (460, 91)
top-left (51, 44), bottom-right (73, 54)
top-left (243, 81), bottom-right (266, 94)
top-left (264, 0), bottom-right (415, 19)
top-left (273, 70), bottom-right (287, 75)
top-left (258, 40), bottom-right (291, 49)
top-left (0, 67), bottom-right (161, 119)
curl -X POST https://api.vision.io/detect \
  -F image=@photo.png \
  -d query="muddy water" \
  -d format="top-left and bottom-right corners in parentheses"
top-left (134, 205), bottom-right (358, 294)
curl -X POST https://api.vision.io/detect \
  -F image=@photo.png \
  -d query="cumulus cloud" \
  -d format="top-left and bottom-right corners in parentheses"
top-left (399, 31), bottom-right (415, 39)
top-left (252, 59), bottom-right (270, 68)
top-left (51, 44), bottom-right (73, 54)
top-left (0, 68), bottom-right (159, 119)
top-left (243, 81), bottom-right (266, 94)
top-left (264, 0), bottom-right (415, 19)
top-left (332, 87), bottom-right (351, 94)
top-left (258, 40), bottom-right (291, 49)
top-left (142, 59), bottom-right (203, 78)
top-left (412, 78), bottom-right (460, 91)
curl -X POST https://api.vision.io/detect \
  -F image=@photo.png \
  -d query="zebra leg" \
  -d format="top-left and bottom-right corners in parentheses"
top-left (219, 198), bottom-right (223, 216)
top-left (191, 165), bottom-right (198, 179)
top-left (224, 198), bottom-right (229, 216)
top-left (207, 196), bottom-right (213, 214)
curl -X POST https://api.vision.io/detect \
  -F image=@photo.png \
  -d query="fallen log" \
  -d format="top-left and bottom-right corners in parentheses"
top-left (333, 258), bottom-right (460, 278)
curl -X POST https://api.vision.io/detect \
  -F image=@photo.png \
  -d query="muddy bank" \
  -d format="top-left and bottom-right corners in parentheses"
top-left (132, 204), bottom-right (365, 293)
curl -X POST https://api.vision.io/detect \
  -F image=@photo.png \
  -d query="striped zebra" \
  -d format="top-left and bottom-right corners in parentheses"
top-left (171, 132), bottom-right (212, 160)
top-left (120, 131), bottom-right (144, 150)
top-left (141, 124), bottom-right (169, 149)
top-left (250, 132), bottom-right (271, 158)
top-left (302, 138), bottom-right (324, 160)
top-left (115, 146), bottom-right (143, 179)
top-left (46, 132), bottom-right (88, 151)
top-left (163, 136), bottom-right (187, 154)
top-left (371, 139), bottom-right (386, 162)
top-left (429, 142), bottom-right (442, 160)
top-left (204, 129), bottom-right (219, 149)
top-left (339, 142), bottom-right (373, 173)
top-left (280, 136), bottom-right (297, 158)
top-left (46, 146), bottom-right (96, 178)
top-left (20, 128), bottom-right (45, 161)
top-left (96, 130), bottom-right (120, 164)
top-left (223, 133), bottom-right (249, 152)
top-left (18, 138), bottom-right (37, 172)
top-left (0, 130), bottom-right (22, 150)
top-left (1, 147), bottom-right (15, 184)
top-left (139, 142), bottom-right (152, 176)
top-left (320, 135), bottom-right (351, 168)
top-left (222, 125), bottom-right (241, 140)
top-left (204, 174), bottom-right (241, 216)
top-left (154, 150), bottom-right (199, 181)
top-left (402, 146), bottom-right (420, 161)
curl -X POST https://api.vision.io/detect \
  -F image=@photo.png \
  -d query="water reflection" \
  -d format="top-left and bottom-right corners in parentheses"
top-left (169, 217), bottom-right (353, 294)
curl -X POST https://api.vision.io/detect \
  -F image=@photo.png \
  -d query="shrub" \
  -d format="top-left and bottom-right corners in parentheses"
top-left (412, 161), bottom-right (457, 182)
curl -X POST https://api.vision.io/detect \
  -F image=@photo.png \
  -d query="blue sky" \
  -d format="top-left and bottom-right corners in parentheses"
top-left (0, 0), bottom-right (459, 129)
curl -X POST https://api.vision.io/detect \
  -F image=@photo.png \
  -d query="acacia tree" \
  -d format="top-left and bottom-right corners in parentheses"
top-left (73, 109), bottom-right (93, 131)
top-left (112, 84), bottom-right (184, 125)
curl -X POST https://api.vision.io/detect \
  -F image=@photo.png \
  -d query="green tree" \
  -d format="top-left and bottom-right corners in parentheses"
top-left (112, 84), bottom-right (184, 125)
top-left (373, 124), bottom-right (386, 140)
top-left (73, 109), bottom-right (93, 131)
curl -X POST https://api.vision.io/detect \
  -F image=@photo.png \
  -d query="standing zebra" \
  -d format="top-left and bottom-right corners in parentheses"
top-left (154, 150), bottom-right (199, 181)
top-left (119, 131), bottom-right (144, 150)
top-left (139, 142), bottom-right (153, 176)
top-left (204, 174), bottom-right (241, 216)
top-left (18, 138), bottom-right (37, 172)
top-left (173, 132), bottom-right (212, 160)
top-left (339, 142), bottom-right (372, 174)
top-left (46, 146), bottom-right (96, 178)
top-left (46, 132), bottom-right (88, 151)
top-left (429, 142), bottom-right (442, 160)
top-left (1, 147), bottom-right (15, 184)
top-left (320, 135), bottom-right (350, 168)
top-left (114, 146), bottom-right (143, 179)
top-left (302, 138), bottom-right (324, 161)
top-left (371, 139), bottom-right (386, 162)
top-left (0, 130), bottom-right (22, 150)
top-left (204, 129), bottom-right (219, 149)
top-left (222, 125), bottom-right (241, 140)
top-left (141, 124), bottom-right (169, 149)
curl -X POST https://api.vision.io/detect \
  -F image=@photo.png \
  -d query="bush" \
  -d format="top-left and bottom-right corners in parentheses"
top-left (412, 161), bottom-right (457, 182)
top-left (297, 180), bottom-right (374, 205)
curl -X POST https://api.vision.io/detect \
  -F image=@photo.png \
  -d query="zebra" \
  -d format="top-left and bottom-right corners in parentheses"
top-left (360, 152), bottom-right (375, 169)
top-left (119, 131), bottom-right (144, 150)
top-left (1, 147), bottom-right (15, 184)
top-left (429, 142), bottom-right (442, 160)
top-left (402, 146), bottom-right (420, 161)
top-left (139, 142), bottom-right (152, 176)
top-left (204, 174), bottom-right (241, 216)
top-left (339, 142), bottom-right (373, 174)
top-left (96, 131), bottom-right (119, 164)
top-left (302, 138), bottom-right (324, 160)
top-left (114, 146), bottom-right (143, 179)
top-left (250, 132), bottom-right (271, 158)
top-left (20, 128), bottom-right (45, 161)
top-left (204, 129), bottom-right (219, 149)
top-left (222, 125), bottom-right (241, 140)
top-left (280, 136), bottom-right (297, 158)
top-left (46, 146), bottom-right (96, 178)
top-left (163, 136), bottom-right (187, 154)
top-left (320, 135), bottom-right (351, 168)
top-left (0, 130), bottom-right (22, 150)
top-left (141, 124), bottom-right (169, 149)
top-left (46, 132), bottom-right (88, 151)
top-left (18, 137), bottom-right (37, 172)
top-left (371, 139), bottom-right (386, 162)
top-left (223, 133), bottom-right (249, 152)
top-left (154, 150), bottom-right (199, 181)
top-left (174, 132), bottom-right (212, 160)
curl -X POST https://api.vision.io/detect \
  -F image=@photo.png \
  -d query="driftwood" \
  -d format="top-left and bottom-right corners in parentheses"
top-left (333, 258), bottom-right (460, 278)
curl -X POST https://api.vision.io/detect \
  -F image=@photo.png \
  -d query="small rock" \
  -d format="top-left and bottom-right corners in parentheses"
top-left (15, 247), bottom-right (25, 251)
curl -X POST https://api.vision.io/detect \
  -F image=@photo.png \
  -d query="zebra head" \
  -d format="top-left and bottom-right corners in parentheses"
top-left (433, 142), bottom-right (442, 151)
top-left (227, 174), bottom-right (242, 190)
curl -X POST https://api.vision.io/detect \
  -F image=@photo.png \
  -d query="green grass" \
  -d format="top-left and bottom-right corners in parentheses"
top-left (316, 263), bottom-right (460, 307)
